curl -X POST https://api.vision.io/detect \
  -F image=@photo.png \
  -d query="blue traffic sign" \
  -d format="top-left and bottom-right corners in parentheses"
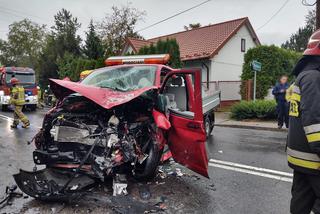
top-left (251, 60), bottom-right (262, 72)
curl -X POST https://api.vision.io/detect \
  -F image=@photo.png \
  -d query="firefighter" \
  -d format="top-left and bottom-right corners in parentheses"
top-left (272, 75), bottom-right (289, 129)
top-left (287, 29), bottom-right (320, 214)
top-left (9, 78), bottom-right (30, 128)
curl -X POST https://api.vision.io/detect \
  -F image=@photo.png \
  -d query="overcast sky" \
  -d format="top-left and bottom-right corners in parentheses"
top-left (0, 0), bottom-right (312, 45)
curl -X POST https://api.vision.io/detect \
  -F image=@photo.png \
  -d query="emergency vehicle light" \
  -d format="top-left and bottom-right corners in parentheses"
top-left (105, 54), bottom-right (170, 66)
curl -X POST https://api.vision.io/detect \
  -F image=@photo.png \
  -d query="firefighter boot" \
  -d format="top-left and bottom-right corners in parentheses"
top-left (22, 121), bottom-right (30, 129)
top-left (10, 124), bottom-right (18, 129)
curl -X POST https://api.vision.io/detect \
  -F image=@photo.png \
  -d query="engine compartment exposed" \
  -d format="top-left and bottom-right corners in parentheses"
top-left (15, 91), bottom-right (165, 199)
top-left (36, 91), bottom-right (162, 177)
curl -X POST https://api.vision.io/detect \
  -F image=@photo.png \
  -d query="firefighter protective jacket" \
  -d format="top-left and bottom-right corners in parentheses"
top-left (10, 86), bottom-right (26, 106)
top-left (287, 67), bottom-right (320, 174)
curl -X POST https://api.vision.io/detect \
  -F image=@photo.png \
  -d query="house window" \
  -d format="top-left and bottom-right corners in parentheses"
top-left (241, 38), bottom-right (246, 52)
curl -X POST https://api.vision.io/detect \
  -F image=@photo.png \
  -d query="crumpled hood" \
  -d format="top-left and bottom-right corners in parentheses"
top-left (49, 79), bottom-right (157, 109)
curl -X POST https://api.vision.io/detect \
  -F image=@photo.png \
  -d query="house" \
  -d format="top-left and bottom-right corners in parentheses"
top-left (122, 17), bottom-right (260, 103)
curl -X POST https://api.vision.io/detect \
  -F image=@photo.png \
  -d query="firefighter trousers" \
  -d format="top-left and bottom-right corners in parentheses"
top-left (291, 170), bottom-right (320, 214)
top-left (13, 105), bottom-right (29, 126)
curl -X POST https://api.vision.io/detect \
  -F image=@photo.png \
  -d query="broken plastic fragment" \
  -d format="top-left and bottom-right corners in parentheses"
top-left (112, 174), bottom-right (128, 196)
top-left (176, 168), bottom-right (183, 177)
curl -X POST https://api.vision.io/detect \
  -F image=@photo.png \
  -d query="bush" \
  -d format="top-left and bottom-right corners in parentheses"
top-left (230, 100), bottom-right (277, 120)
top-left (241, 45), bottom-right (301, 99)
top-left (57, 52), bottom-right (105, 81)
top-left (138, 38), bottom-right (182, 68)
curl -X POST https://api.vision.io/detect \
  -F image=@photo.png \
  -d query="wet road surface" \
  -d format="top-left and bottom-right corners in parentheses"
top-left (0, 109), bottom-right (290, 213)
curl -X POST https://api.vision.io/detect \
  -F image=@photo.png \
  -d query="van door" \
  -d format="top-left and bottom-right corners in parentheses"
top-left (160, 69), bottom-right (208, 177)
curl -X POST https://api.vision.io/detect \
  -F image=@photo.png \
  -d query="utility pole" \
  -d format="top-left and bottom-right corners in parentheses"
top-left (317, 0), bottom-right (320, 29)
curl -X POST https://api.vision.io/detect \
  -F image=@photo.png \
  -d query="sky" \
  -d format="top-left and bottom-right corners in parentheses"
top-left (0, 0), bottom-right (313, 45)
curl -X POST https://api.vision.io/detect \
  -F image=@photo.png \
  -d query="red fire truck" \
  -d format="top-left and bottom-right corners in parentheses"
top-left (0, 67), bottom-right (38, 111)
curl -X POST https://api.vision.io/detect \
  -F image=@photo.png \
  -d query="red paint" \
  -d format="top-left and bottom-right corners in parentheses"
top-left (152, 109), bottom-right (171, 130)
top-left (50, 79), bottom-right (158, 110)
top-left (49, 66), bottom-right (209, 178)
top-left (161, 150), bottom-right (172, 162)
top-left (52, 164), bottom-right (92, 171)
top-left (161, 69), bottom-right (208, 178)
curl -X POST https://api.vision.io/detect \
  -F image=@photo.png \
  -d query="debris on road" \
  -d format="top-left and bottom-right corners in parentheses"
top-left (139, 185), bottom-right (151, 200)
top-left (0, 185), bottom-right (23, 209)
top-left (176, 168), bottom-right (184, 177)
top-left (113, 174), bottom-right (128, 196)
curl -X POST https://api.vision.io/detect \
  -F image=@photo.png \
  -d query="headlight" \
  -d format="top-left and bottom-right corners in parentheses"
top-left (0, 90), bottom-right (4, 96)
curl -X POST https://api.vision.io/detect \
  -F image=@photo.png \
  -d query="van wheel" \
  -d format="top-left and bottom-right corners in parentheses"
top-left (204, 115), bottom-right (213, 138)
top-left (134, 139), bottom-right (163, 181)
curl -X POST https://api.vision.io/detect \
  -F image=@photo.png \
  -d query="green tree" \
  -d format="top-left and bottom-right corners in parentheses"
top-left (0, 19), bottom-right (47, 67)
top-left (83, 20), bottom-right (104, 59)
top-left (241, 45), bottom-right (301, 99)
top-left (57, 55), bottom-right (104, 81)
top-left (38, 9), bottom-right (81, 88)
top-left (98, 3), bottom-right (145, 55)
top-left (138, 38), bottom-right (182, 68)
top-left (282, 10), bottom-right (315, 52)
top-left (184, 23), bottom-right (201, 31)
top-left (52, 8), bottom-right (82, 57)
top-left (37, 35), bottom-right (59, 88)
top-left (0, 39), bottom-right (14, 65)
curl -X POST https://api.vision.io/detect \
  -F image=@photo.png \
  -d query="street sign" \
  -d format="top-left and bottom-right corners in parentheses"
top-left (251, 60), bottom-right (262, 101)
top-left (251, 60), bottom-right (262, 72)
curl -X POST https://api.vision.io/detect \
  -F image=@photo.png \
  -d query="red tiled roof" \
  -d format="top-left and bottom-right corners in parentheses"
top-left (125, 38), bottom-right (152, 52)
top-left (126, 17), bottom-right (260, 61)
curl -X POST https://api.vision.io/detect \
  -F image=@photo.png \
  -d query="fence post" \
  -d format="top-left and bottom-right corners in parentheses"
top-left (245, 79), bottom-right (253, 101)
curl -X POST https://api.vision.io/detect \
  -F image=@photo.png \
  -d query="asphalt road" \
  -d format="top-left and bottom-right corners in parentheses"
top-left (0, 109), bottom-right (291, 214)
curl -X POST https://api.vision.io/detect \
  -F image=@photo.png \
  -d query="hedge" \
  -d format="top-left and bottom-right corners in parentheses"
top-left (241, 45), bottom-right (301, 99)
top-left (230, 100), bottom-right (277, 120)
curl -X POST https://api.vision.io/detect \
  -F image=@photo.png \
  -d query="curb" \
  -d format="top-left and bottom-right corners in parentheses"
top-left (214, 124), bottom-right (287, 132)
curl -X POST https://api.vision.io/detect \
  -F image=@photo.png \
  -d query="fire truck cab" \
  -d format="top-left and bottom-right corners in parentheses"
top-left (0, 67), bottom-right (38, 111)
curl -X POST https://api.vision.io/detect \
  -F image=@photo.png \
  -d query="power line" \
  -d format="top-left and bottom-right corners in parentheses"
top-left (136, 0), bottom-right (213, 33)
top-left (256, 0), bottom-right (291, 31)
top-left (0, 6), bottom-right (49, 24)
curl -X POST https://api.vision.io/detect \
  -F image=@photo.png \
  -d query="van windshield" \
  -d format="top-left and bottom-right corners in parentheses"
top-left (81, 65), bottom-right (157, 92)
top-left (6, 72), bottom-right (35, 84)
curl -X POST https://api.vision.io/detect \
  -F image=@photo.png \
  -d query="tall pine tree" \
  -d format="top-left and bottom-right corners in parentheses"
top-left (83, 20), bottom-right (104, 59)
top-left (52, 8), bottom-right (82, 57)
top-left (282, 10), bottom-right (315, 52)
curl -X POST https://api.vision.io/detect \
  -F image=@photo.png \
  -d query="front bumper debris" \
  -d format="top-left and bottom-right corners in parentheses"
top-left (13, 168), bottom-right (96, 202)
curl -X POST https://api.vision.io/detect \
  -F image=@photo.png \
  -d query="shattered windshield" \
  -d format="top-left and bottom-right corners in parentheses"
top-left (81, 65), bottom-right (157, 92)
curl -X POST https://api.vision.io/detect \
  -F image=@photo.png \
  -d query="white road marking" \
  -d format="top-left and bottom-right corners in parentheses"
top-left (0, 114), bottom-right (13, 121)
top-left (209, 159), bottom-right (293, 177)
top-left (209, 162), bottom-right (293, 183)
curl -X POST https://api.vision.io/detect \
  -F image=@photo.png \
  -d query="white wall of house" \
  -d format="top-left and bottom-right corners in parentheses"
top-left (122, 45), bottom-right (134, 55)
top-left (210, 25), bottom-right (257, 82)
top-left (183, 60), bottom-right (211, 82)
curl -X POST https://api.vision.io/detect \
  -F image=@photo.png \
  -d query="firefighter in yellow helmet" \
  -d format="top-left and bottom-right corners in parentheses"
top-left (9, 78), bottom-right (30, 128)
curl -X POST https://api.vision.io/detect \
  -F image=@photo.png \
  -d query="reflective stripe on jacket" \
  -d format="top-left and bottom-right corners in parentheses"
top-left (287, 69), bottom-right (320, 174)
top-left (285, 84), bottom-right (294, 102)
top-left (10, 86), bottom-right (25, 106)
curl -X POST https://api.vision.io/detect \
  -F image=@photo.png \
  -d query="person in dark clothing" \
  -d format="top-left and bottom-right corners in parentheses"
top-left (272, 75), bottom-right (289, 129)
top-left (287, 29), bottom-right (320, 214)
